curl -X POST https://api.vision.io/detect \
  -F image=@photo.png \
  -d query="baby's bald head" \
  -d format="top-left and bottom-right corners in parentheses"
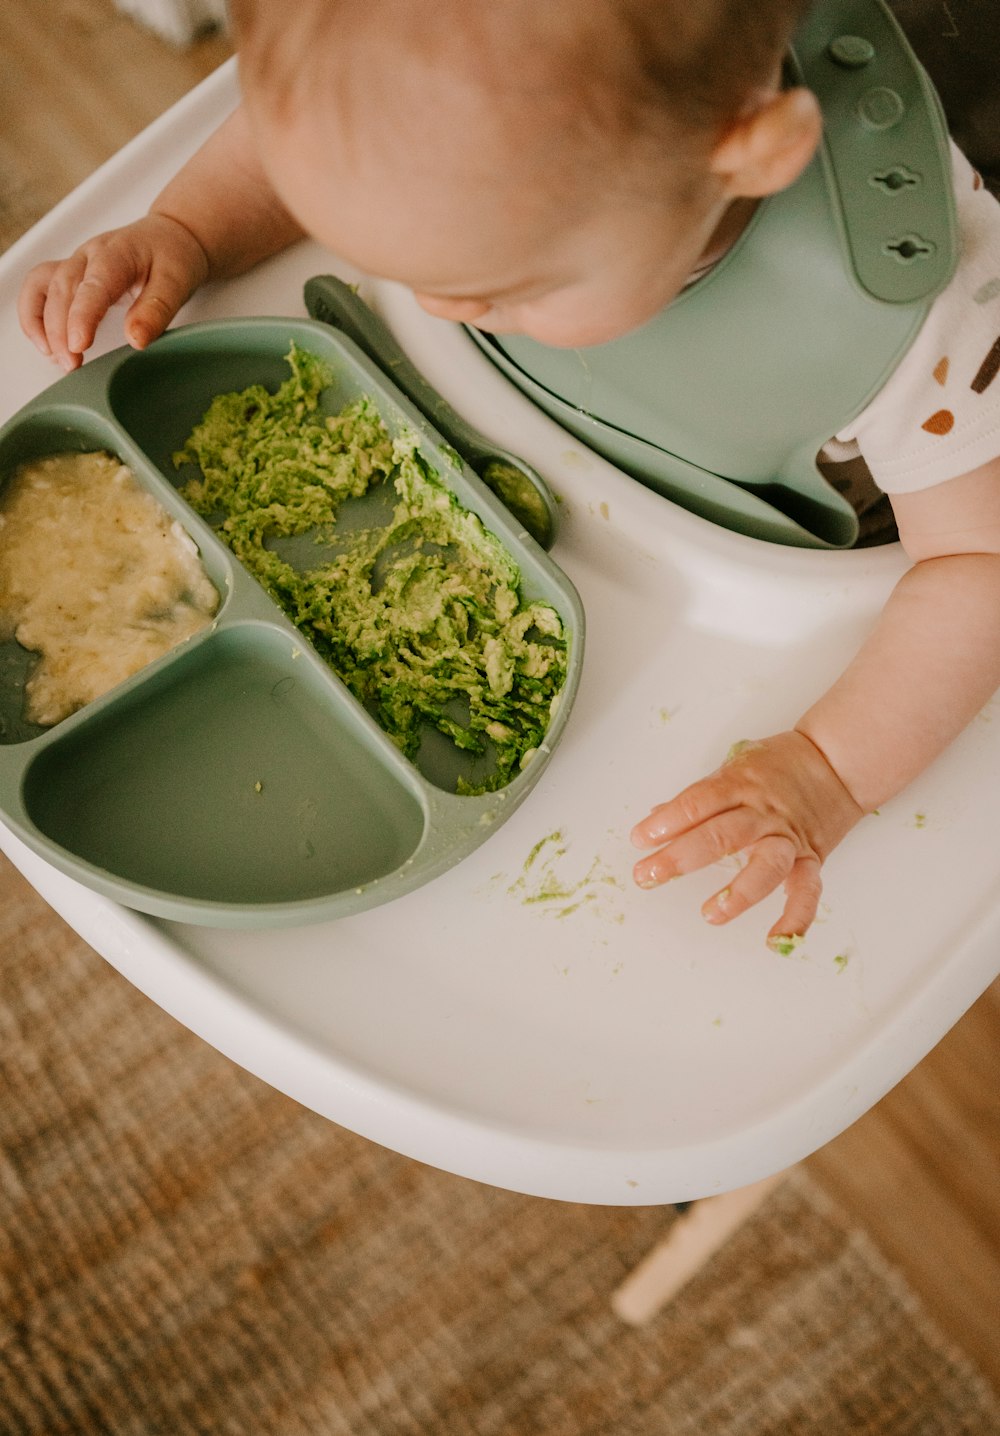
top-left (231, 0), bottom-right (811, 191)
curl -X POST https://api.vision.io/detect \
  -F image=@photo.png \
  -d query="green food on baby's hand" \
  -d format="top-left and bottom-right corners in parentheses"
top-left (725, 738), bottom-right (763, 763)
top-left (173, 344), bottom-right (568, 792)
top-left (768, 933), bottom-right (805, 957)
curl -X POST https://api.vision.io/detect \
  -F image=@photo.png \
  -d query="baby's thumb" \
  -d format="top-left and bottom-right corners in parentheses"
top-left (124, 271), bottom-right (194, 349)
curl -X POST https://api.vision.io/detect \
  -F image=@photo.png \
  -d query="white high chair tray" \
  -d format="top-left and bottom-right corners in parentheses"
top-left (3, 60), bottom-right (997, 1205)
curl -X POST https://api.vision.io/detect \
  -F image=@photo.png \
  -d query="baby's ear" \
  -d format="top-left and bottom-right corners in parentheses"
top-left (709, 87), bottom-right (821, 199)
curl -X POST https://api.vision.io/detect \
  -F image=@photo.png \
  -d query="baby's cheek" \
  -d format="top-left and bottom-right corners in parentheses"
top-left (413, 293), bottom-right (491, 323)
top-left (504, 310), bottom-right (628, 347)
top-left (517, 291), bottom-right (671, 348)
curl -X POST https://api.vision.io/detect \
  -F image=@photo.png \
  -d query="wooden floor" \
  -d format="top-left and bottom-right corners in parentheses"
top-left (3, 0), bottom-right (999, 1393)
top-left (0, 0), bottom-right (231, 247)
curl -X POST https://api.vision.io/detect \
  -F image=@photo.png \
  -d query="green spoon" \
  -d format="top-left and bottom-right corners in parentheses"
top-left (304, 274), bottom-right (558, 549)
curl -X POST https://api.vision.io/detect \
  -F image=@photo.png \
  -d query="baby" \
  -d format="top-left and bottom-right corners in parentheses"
top-left (19, 0), bottom-right (1000, 945)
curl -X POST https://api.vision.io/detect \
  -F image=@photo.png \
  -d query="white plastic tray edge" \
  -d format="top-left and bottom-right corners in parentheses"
top-left (6, 827), bottom-right (997, 1206)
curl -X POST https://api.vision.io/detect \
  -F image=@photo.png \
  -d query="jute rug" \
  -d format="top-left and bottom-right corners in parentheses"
top-left (1, 856), bottom-right (998, 1436)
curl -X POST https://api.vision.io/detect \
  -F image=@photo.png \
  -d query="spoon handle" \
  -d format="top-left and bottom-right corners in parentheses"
top-left (304, 274), bottom-right (557, 549)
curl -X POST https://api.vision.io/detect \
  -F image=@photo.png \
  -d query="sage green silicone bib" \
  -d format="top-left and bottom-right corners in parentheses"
top-left (469, 0), bottom-right (958, 548)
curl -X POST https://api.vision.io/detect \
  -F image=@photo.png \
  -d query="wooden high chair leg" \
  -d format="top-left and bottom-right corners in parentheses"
top-left (611, 1166), bottom-right (795, 1326)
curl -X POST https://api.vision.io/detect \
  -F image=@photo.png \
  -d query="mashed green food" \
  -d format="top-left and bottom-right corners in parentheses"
top-left (174, 345), bottom-right (568, 791)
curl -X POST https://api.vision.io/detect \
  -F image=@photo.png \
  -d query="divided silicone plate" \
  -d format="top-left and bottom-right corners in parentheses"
top-left (0, 318), bottom-right (584, 927)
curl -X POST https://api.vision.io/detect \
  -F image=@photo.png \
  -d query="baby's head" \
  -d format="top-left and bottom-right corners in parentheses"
top-left (231, 0), bottom-right (820, 345)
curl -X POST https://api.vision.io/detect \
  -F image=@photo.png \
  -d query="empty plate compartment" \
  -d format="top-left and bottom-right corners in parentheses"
top-left (20, 622), bottom-right (427, 918)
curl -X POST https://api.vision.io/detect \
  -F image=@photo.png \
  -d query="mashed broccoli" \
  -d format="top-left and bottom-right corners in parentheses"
top-left (174, 344), bottom-right (568, 791)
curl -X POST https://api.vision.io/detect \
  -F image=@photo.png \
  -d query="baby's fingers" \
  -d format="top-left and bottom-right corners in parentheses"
top-left (122, 253), bottom-right (201, 350)
top-left (18, 261), bottom-right (60, 356)
top-left (41, 255), bottom-right (90, 370)
top-left (699, 831), bottom-right (796, 920)
top-left (767, 855), bottom-right (823, 948)
top-left (702, 844), bottom-right (822, 947)
top-left (630, 779), bottom-right (731, 851)
top-left (633, 806), bottom-right (764, 889)
top-left (64, 251), bottom-right (144, 359)
top-left (123, 289), bottom-right (176, 351)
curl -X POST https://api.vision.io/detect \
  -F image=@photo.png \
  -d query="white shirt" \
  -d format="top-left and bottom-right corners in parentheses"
top-left (827, 143), bottom-right (1000, 494)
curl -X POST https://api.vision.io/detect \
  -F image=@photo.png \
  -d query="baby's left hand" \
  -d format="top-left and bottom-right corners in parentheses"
top-left (630, 730), bottom-right (864, 945)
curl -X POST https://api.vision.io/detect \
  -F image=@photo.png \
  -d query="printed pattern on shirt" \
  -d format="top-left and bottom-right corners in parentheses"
top-left (835, 148), bottom-right (1000, 494)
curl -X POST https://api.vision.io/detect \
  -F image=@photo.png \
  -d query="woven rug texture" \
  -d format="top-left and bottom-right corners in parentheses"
top-left (1, 859), bottom-right (999, 1436)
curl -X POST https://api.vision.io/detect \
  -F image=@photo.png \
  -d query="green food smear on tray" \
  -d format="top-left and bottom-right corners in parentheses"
top-left (174, 344), bottom-right (568, 792)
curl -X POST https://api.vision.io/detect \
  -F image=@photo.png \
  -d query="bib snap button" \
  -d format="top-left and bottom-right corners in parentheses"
top-left (827, 34), bottom-right (876, 68)
top-left (857, 86), bottom-right (905, 130)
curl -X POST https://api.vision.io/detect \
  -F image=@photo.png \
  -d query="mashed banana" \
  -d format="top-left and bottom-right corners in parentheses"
top-left (0, 451), bottom-right (219, 726)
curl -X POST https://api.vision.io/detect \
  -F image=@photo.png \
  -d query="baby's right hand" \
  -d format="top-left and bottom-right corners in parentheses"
top-left (18, 213), bottom-right (210, 372)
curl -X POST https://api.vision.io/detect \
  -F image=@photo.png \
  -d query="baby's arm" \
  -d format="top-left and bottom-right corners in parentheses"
top-left (631, 456), bottom-right (1000, 944)
top-left (18, 104), bottom-right (303, 371)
